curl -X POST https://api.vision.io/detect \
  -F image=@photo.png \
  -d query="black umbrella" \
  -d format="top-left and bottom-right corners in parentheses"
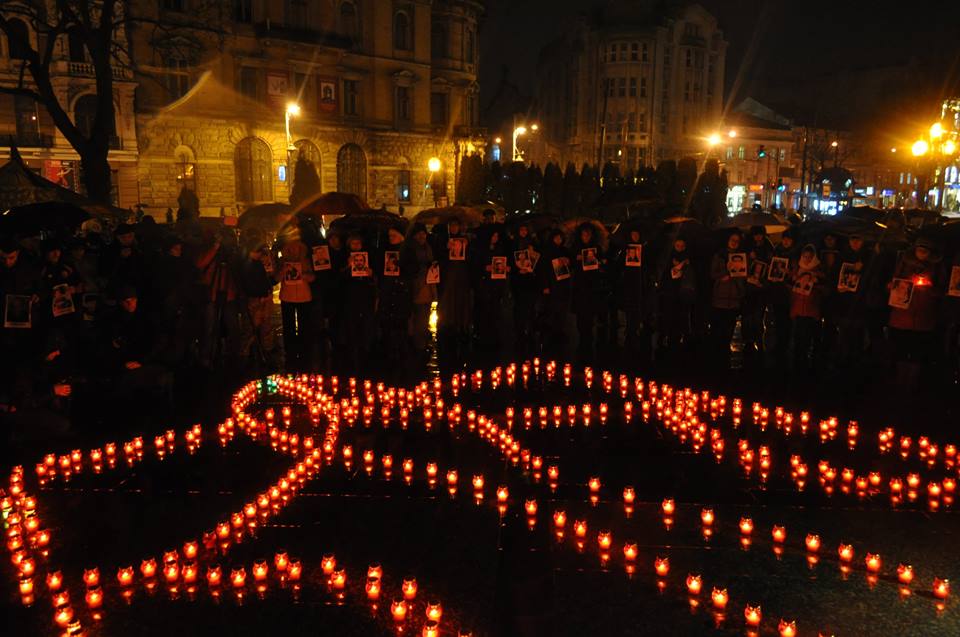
top-left (0, 201), bottom-right (91, 236)
top-left (329, 211), bottom-right (409, 235)
top-left (239, 203), bottom-right (293, 232)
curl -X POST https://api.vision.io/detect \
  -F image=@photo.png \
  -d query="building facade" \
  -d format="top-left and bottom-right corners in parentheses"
top-left (0, 0), bottom-right (485, 216)
top-left (0, 1), bottom-right (139, 207)
top-left (535, 1), bottom-right (725, 172)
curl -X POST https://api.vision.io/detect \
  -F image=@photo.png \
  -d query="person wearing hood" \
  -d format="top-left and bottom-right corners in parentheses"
top-left (657, 236), bottom-right (696, 364)
top-left (339, 232), bottom-right (377, 374)
top-left (321, 231), bottom-right (347, 366)
top-left (887, 236), bottom-right (943, 392)
top-left (537, 228), bottom-right (572, 357)
top-left (472, 223), bottom-right (510, 352)
top-left (709, 230), bottom-right (747, 369)
top-left (435, 218), bottom-right (473, 362)
top-left (377, 227), bottom-right (413, 369)
top-left (510, 222), bottom-right (539, 355)
top-left (571, 222), bottom-right (605, 361)
top-left (277, 234), bottom-right (315, 371)
top-left (403, 223), bottom-right (437, 359)
top-left (789, 244), bottom-right (825, 372)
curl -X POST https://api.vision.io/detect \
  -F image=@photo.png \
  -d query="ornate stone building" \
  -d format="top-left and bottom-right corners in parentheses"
top-left (0, 1), bottom-right (139, 207)
top-left (535, 1), bottom-right (725, 172)
top-left (132, 0), bottom-right (485, 216)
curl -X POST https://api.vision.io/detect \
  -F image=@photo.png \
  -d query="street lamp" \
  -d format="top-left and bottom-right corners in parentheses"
top-left (931, 122), bottom-right (944, 139)
top-left (428, 157), bottom-right (442, 173)
top-left (912, 139), bottom-right (929, 157)
top-left (707, 133), bottom-right (721, 147)
top-left (285, 102), bottom-right (301, 160)
top-left (728, 129), bottom-right (737, 138)
top-left (428, 157), bottom-right (442, 205)
top-left (512, 126), bottom-right (528, 162)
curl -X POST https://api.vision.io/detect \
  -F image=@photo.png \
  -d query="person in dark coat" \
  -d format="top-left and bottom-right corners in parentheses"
top-left (239, 240), bottom-right (277, 368)
top-left (571, 222), bottom-right (605, 361)
top-left (377, 227), bottom-right (413, 368)
top-left (741, 226), bottom-right (773, 369)
top-left (510, 222), bottom-right (539, 355)
top-left (100, 223), bottom-right (145, 301)
top-left (657, 236), bottom-right (696, 365)
top-left (435, 219), bottom-right (472, 362)
top-left (37, 240), bottom-right (81, 342)
top-left (537, 229), bottom-right (572, 357)
top-left (472, 223), bottom-right (510, 352)
top-left (709, 229), bottom-right (747, 370)
top-left (613, 228), bottom-right (646, 356)
top-left (339, 233), bottom-right (377, 374)
top-left (768, 227), bottom-right (799, 371)
top-left (403, 223), bottom-right (437, 358)
top-left (833, 233), bottom-right (872, 371)
top-left (0, 238), bottom-right (39, 406)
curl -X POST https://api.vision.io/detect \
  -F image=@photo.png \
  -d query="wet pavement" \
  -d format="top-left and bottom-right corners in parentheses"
top-left (3, 362), bottom-right (959, 637)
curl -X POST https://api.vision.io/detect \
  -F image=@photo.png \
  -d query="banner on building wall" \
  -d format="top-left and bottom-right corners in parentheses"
top-left (318, 77), bottom-right (338, 113)
top-left (266, 71), bottom-right (289, 109)
top-left (43, 160), bottom-right (78, 191)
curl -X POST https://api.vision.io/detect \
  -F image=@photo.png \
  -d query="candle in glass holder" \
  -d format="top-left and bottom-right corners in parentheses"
top-left (744, 604), bottom-right (762, 627)
top-left (654, 557), bottom-right (670, 576)
top-left (686, 574), bottom-right (702, 595)
top-left (54, 605), bottom-right (74, 627)
top-left (472, 475), bottom-right (484, 491)
top-left (700, 508), bottom-right (714, 526)
top-left (164, 562), bottom-right (179, 583)
top-left (18, 557), bottom-right (35, 577)
top-left (772, 526), bottom-right (786, 543)
top-left (391, 599), bottom-right (408, 621)
top-left (623, 486), bottom-right (635, 505)
top-left (46, 571), bottom-right (63, 591)
top-left (598, 531), bottom-right (612, 550)
top-left (274, 552), bottom-right (289, 573)
top-left (422, 620), bottom-right (440, 637)
top-left (897, 564), bottom-right (913, 585)
top-left (366, 579), bottom-right (381, 600)
top-left (933, 578), bottom-right (950, 599)
top-left (838, 544), bottom-right (854, 563)
top-left (231, 567), bottom-right (246, 588)
top-left (426, 602), bottom-right (443, 621)
top-left (141, 558), bottom-right (158, 579)
top-left (402, 578), bottom-right (418, 600)
top-left (497, 485), bottom-right (509, 503)
top-left (524, 499), bottom-right (538, 516)
top-left (778, 619), bottom-right (797, 637)
top-left (662, 498), bottom-right (675, 515)
top-left (117, 566), bottom-right (134, 587)
top-left (553, 510), bottom-right (566, 528)
top-left (330, 569), bottom-right (346, 590)
top-left (865, 553), bottom-right (882, 573)
top-left (711, 587), bottom-right (728, 609)
top-left (322, 554), bottom-right (336, 575)
top-left (253, 560), bottom-right (268, 582)
top-left (804, 534), bottom-right (820, 552)
top-left (287, 559), bottom-right (302, 581)
top-left (446, 470), bottom-right (458, 486)
top-left (588, 477), bottom-right (601, 493)
top-left (574, 520), bottom-right (587, 538)
top-left (739, 517), bottom-right (754, 535)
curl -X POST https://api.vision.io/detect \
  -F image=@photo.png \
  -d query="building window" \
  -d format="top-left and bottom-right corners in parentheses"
top-left (339, 1), bottom-right (359, 40)
top-left (337, 143), bottom-right (367, 197)
top-left (779, 148), bottom-right (786, 161)
top-left (162, 0), bottom-right (184, 10)
top-left (343, 79), bottom-right (359, 116)
top-left (6, 19), bottom-right (30, 59)
top-left (395, 86), bottom-right (411, 124)
top-left (637, 112), bottom-right (645, 131)
top-left (618, 77), bottom-right (626, 97)
top-left (394, 10), bottom-right (412, 50)
top-left (238, 66), bottom-right (259, 100)
top-left (664, 46), bottom-right (671, 66)
top-left (431, 22), bottom-right (448, 59)
top-left (628, 78), bottom-right (637, 97)
top-left (74, 94), bottom-right (116, 145)
top-left (285, 0), bottom-right (308, 26)
top-left (175, 150), bottom-right (197, 195)
top-left (465, 30), bottom-right (475, 64)
top-left (67, 29), bottom-right (86, 62)
top-left (397, 169), bottom-right (411, 203)
top-left (618, 43), bottom-right (627, 61)
top-left (725, 146), bottom-right (733, 160)
top-left (607, 78), bottom-right (615, 97)
top-left (235, 138), bottom-right (273, 202)
top-left (640, 77), bottom-right (647, 97)
top-left (234, 0), bottom-right (253, 22)
top-left (685, 49), bottom-right (692, 68)
top-left (162, 56), bottom-right (191, 99)
top-left (430, 92), bottom-right (448, 126)
top-left (641, 43), bottom-right (648, 63)
top-left (737, 145), bottom-right (745, 159)
top-left (14, 95), bottom-right (38, 141)
top-left (292, 139), bottom-right (321, 192)
top-left (630, 43), bottom-right (638, 61)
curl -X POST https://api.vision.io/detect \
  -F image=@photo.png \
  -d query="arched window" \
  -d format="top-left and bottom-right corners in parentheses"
top-left (235, 137), bottom-right (273, 202)
top-left (394, 11), bottom-right (411, 51)
top-left (74, 94), bottom-right (103, 139)
top-left (292, 139), bottom-right (321, 191)
top-left (431, 22), bottom-right (447, 59)
top-left (175, 146), bottom-right (197, 195)
top-left (339, 1), bottom-right (359, 40)
top-left (337, 144), bottom-right (367, 198)
top-left (6, 19), bottom-right (31, 60)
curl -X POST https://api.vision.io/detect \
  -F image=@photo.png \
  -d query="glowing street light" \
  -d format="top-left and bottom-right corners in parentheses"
top-left (707, 133), bottom-right (721, 147)
top-left (428, 157), bottom-right (442, 173)
top-left (944, 139), bottom-right (957, 155)
top-left (930, 122), bottom-right (944, 139)
top-left (513, 124), bottom-right (536, 162)
top-left (912, 139), bottom-right (929, 157)
top-left (728, 129), bottom-right (738, 138)
top-left (285, 102), bottom-right (301, 152)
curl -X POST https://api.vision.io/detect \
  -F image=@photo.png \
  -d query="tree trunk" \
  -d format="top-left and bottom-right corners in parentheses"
top-left (80, 147), bottom-right (113, 205)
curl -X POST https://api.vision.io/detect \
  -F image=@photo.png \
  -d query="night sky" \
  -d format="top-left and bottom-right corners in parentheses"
top-left (480, 0), bottom-right (960, 135)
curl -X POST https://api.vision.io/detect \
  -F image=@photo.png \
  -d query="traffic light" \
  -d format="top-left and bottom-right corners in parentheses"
top-left (756, 145), bottom-right (767, 158)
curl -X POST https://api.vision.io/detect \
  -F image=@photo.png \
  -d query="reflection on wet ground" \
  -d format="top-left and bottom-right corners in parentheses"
top-left (5, 362), bottom-right (959, 637)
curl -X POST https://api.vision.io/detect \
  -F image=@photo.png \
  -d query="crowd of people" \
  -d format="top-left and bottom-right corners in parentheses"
top-left (3, 208), bottom-right (960, 450)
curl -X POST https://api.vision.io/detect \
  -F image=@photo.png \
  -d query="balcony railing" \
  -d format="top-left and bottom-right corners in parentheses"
top-left (1, 132), bottom-right (54, 148)
top-left (64, 61), bottom-right (131, 81)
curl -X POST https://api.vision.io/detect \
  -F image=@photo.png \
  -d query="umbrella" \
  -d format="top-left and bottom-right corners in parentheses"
top-left (414, 206), bottom-right (483, 228)
top-left (239, 203), bottom-right (293, 232)
top-left (329, 211), bottom-right (409, 235)
top-left (840, 206), bottom-right (885, 223)
top-left (292, 192), bottom-right (369, 218)
top-left (663, 215), bottom-right (696, 224)
top-left (561, 217), bottom-right (609, 250)
top-left (0, 201), bottom-right (91, 236)
top-left (718, 211), bottom-right (788, 233)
